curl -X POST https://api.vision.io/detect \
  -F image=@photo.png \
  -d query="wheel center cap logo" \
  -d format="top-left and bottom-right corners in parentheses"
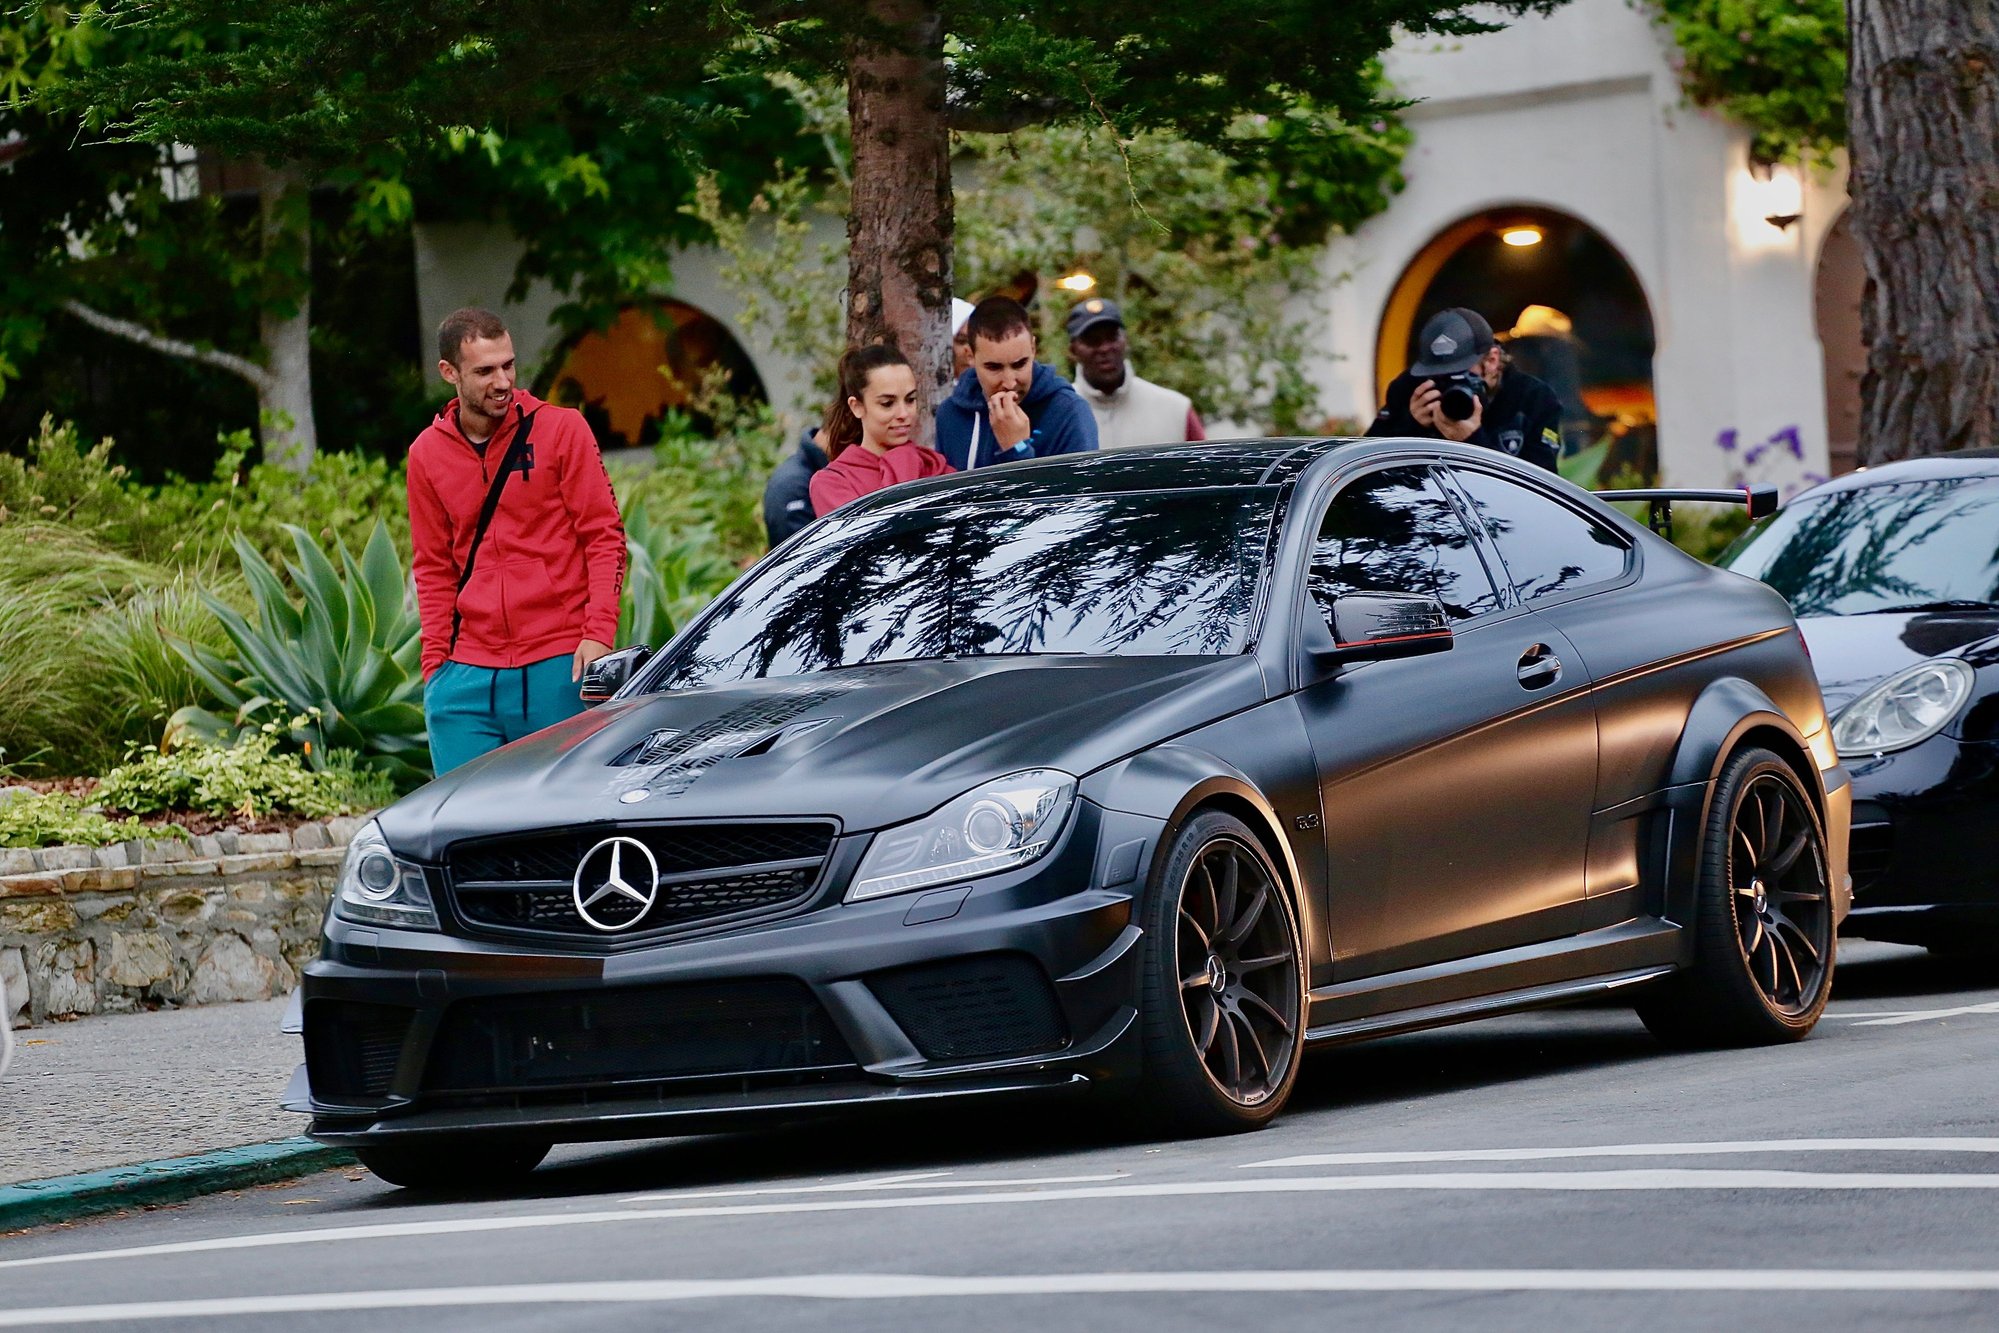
top-left (1750, 879), bottom-right (1768, 913)
top-left (1205, 954), bottom-right (1228, 996)
top-left (572, 836), bottom-right (660, 932)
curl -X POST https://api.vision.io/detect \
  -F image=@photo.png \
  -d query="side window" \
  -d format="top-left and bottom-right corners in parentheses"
top-left (1310, 467), bottom-right (1502, 622)
top-left (1451, 468), bottom-right (1632, 604)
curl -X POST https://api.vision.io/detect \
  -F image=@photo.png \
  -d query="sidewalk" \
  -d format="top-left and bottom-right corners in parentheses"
top-left (0, 995), bottom-right (305, 1187)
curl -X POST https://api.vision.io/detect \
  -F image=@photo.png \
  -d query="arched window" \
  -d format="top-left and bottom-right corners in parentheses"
top-left (1814, 211), bottom-right (1865, 477)
top-left (537, 300), bottom-right (767, 451)
top-left (1376, 207), bottom-right (1658, 481)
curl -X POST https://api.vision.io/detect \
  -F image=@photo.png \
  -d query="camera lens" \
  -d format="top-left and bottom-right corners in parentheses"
top-left (1440, 384), bottom-right (1479, 421)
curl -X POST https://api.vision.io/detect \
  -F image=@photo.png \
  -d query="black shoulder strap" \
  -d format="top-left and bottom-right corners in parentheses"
top-left (447, 407), bottom-right (538, 658)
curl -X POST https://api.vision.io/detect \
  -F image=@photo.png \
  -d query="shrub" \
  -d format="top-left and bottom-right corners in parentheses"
top-left (0, 791), bottom-right (169, 849)
top-left (172, 522), bottom-right (430, 788)
top-left (619, 502), bottom-right (738, 649)
top-left (97, 729), bottom-right (393, 819)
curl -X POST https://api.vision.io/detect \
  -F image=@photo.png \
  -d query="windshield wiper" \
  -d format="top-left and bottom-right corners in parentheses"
top-left (1858, 599), bottom-right (1999, 615)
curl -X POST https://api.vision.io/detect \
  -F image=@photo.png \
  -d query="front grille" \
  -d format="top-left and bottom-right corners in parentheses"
top-left (447, 821), bottom-right (837, 943)
top-left (868, 953), bottom-right (1070, 1062)
top-left (422, 978), bottom-right (855, 1093)
top-left (304, 1000), bottom-right (415, 1103)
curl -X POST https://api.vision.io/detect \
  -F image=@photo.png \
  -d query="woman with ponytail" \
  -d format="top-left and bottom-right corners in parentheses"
top-left (807, 343), bottom-right (953, 516)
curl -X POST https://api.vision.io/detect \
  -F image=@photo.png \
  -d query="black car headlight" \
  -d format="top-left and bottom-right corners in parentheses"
top-left (333, 820), bottom-right (438, 929)
top-left (1832, 658), bottom-right (1974, 756)
top-left (846, 769), bottom-right (1077, 903)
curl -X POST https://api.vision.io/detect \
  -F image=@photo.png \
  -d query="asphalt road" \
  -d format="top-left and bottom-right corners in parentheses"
top-left (6, 940), bottom-right (1999, 1331)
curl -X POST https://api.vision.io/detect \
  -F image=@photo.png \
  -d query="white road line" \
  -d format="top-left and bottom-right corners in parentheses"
top-left (7, 1270), bottom-right (1999, 1324)
top-left (1242, 1138), bottom-right (1999, 1169)
top-left (1848, 1001), bottom-right (1999, 1027)
top-left (623, 1172), bottom-right (1129, 1202)
top-left (10, 1170), bottom-right (1999, 1272)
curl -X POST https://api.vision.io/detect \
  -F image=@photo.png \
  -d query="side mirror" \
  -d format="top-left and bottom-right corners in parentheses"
top-left (579, 644), bottom-right (652, 705)
top-left (1308, 592), bottom-right (1454, 668)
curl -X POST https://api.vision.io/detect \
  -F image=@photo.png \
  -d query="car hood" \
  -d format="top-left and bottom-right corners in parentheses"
top-left (379, 655), bottom-right (1267, 859)
top-left (1797, 609), bottom-right (1999, 714)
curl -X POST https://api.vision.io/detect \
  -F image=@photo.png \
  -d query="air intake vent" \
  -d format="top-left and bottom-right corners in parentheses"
top-left (867, 953), bottom-right (1069, 1062)
top-left (304, 1000), bottom-right (414, 1103)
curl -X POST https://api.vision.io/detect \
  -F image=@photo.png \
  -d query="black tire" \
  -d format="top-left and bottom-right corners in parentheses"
top-left (355, 1138), bottom-right (551, 1190)
top-left (1636, 747), bottom-right (1835, 1048)
top-left (1134, 810), bottom-right (1306, 1135)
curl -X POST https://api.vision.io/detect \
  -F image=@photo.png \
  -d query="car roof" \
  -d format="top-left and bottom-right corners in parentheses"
top-left (1794, 449), bottom-right (1999, 499)
top-left (862, 438), bottom-right (1359, 511)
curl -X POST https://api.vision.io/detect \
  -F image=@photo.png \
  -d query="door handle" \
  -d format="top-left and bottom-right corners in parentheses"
top-left (1516, 644), bottom-right (1562, 689)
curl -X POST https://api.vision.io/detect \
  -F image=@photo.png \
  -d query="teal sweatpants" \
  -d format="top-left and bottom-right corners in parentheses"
top-left (423, 653), bottom-right (583, 775)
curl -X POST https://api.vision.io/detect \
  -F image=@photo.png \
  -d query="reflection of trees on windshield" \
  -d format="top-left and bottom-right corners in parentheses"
top-left (1728, 479), bottom-right (1999, 617)
top-left (661, 493), bottom-right (1266, 687)
top-left (1310, 468), bottom-right (1500, 621)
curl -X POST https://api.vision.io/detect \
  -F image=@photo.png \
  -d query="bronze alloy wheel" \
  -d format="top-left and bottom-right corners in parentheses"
top-left (1728, 769), bottom-right (1833, 1016)
top-left (1174, 835), bottom-right (1302, 1106)
top-left (1636, 747), bottom-right (1835, 1048)
top-left (1135, 809), bottom-right (1306, 1132)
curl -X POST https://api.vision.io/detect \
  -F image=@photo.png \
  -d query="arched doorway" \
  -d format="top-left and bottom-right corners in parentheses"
top-left (1377, 206), bottom-right (1659, 481)
top-left (1814, 211), bottom-right (1865, 477)
top-left (537, 300), bottom-right (767, 451)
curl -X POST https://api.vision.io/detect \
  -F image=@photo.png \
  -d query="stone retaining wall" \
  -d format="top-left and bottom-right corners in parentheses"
top-left (0, 818), bottom-right (362, 1028)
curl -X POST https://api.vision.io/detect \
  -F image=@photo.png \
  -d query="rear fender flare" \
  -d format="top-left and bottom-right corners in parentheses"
top-left (1657, 677), bottom-right (1821, 940)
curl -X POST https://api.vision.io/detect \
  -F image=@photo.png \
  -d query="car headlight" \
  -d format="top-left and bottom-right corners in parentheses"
top-left (333, 820), bottom-right (438, 929)
top-left (847, 769), bottom-right (1076, 903)
top-left (1832, 658), bottom-right (1975, 756)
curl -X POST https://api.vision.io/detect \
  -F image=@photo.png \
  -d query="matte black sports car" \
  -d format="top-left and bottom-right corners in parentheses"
top-left (1719, 450), bottom-right (1999, 952)
top-left (290, 438), bottom-right (1850, 1189)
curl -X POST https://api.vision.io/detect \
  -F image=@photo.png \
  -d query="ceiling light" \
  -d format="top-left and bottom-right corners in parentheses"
top-left (1500, 226), bottom-right (1543, 248)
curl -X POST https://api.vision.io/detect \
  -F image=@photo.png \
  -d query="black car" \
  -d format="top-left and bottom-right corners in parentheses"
top-left (1718, 450), bottom-right (1999, 953)
top-left (290, 438), bottom-right (1851, 1188)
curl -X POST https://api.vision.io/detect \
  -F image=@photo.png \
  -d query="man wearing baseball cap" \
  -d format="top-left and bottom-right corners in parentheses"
top-left (1367, 306), bottom-right (1561, 472)
top-left (1067, 298), bottom-right (1206, 449)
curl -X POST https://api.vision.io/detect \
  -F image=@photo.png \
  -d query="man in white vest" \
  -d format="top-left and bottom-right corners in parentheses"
top-left (1067, 298), bottom-right (1207, 450)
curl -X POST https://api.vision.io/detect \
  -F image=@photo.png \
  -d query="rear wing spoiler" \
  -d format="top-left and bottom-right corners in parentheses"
top-left (1595, 485), bottom-right (1780, 537)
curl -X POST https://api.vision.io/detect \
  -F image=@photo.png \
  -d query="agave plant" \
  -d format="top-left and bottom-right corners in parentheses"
top-left (618, 503), bottom-right (739, 650)
top-left (170, 522), bottom-right (431, 787)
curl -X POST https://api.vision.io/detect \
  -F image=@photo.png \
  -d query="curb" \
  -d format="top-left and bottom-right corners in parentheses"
top-left (0, 1138), bottom-right (353, 1231)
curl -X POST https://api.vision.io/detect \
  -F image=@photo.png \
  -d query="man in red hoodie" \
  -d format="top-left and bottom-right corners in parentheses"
top-left (408, 308), bottom-right (627, 774)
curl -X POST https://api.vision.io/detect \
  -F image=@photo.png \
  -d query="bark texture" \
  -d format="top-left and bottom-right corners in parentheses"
top-left (257, 162), bottom-right (318, 473)
top-left (1847, 0), bottom-right (1999, 463)
top-left (845, 0), bottom-right (955, 436)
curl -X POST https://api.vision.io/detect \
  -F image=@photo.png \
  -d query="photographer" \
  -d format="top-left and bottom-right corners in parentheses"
top-left (1367, 307), bottom-right (1561, 472)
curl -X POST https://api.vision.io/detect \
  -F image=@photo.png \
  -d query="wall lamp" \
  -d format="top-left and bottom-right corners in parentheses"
top-left (1747, 156), bottom-right (1803, 230)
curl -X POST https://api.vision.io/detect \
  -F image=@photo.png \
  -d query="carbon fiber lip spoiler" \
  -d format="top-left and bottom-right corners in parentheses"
top-left (1596, 484), bottom-right (1780, 536)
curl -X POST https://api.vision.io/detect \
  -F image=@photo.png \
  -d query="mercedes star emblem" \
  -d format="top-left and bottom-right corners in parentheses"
top-left (571, 836), bottom-right (661, 931)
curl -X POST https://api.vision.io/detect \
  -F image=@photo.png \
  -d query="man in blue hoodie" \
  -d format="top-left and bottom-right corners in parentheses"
top-left (935, 296), bottom-right (1098, 469)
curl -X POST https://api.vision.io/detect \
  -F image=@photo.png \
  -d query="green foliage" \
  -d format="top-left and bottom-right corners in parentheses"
top-left (0, 521), bottom-right (227, 775)
top-left (171, 522), bottom-right (430, 788)
top-left (618, 503), bottom-right (738, 650)
top-left (0, 791), bottom-right (167, 849)
top-left (1649, 0), bottom-right (1847, 164)
top-left (97, 728), bottom-right (393, 819)
top-left (614, 395), bottom-right (787, 569)
top-left (0, 416), bottom-right (410, 571)
top-left (957, 125), bottom-right (1329, 433)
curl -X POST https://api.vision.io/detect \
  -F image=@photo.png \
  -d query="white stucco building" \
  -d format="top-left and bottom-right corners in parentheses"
top-left (413, 0), bottom-right (1859, 494)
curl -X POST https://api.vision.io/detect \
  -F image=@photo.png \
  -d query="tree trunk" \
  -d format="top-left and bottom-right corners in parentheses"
top-left (1847, 0), bottom-right (1999, 463)
top-left (257, 162), bottom-right (318, 473)
top-left (845, 0), bottom-right (955, 438)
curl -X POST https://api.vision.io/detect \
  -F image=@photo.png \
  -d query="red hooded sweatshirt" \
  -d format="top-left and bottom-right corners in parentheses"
top-left (808, 442), bottom-right (955, 516)
top-left (407, 390), bottom-right (627, 680)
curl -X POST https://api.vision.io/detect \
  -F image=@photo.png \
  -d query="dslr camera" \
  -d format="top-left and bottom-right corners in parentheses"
top-left (1435, 370), bottom-right (1488, 422)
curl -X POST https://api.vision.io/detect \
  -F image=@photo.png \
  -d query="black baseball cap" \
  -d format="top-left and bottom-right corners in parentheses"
top-left (1064, 297), bottom-right (1123, 340)
top-left (1410, 307), bottom-right (1495, 377)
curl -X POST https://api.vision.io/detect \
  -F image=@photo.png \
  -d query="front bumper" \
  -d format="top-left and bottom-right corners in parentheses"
top-left (1838, 735), bottom-right (1999, 943)
top-left (289, 800), bottom-right (1162, 1146)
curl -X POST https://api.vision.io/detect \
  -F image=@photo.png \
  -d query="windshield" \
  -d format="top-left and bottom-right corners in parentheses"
top-left (1719, 475), bottom-right (1999, 616)
top-left (651, 489), bottom-right (1275, 690)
